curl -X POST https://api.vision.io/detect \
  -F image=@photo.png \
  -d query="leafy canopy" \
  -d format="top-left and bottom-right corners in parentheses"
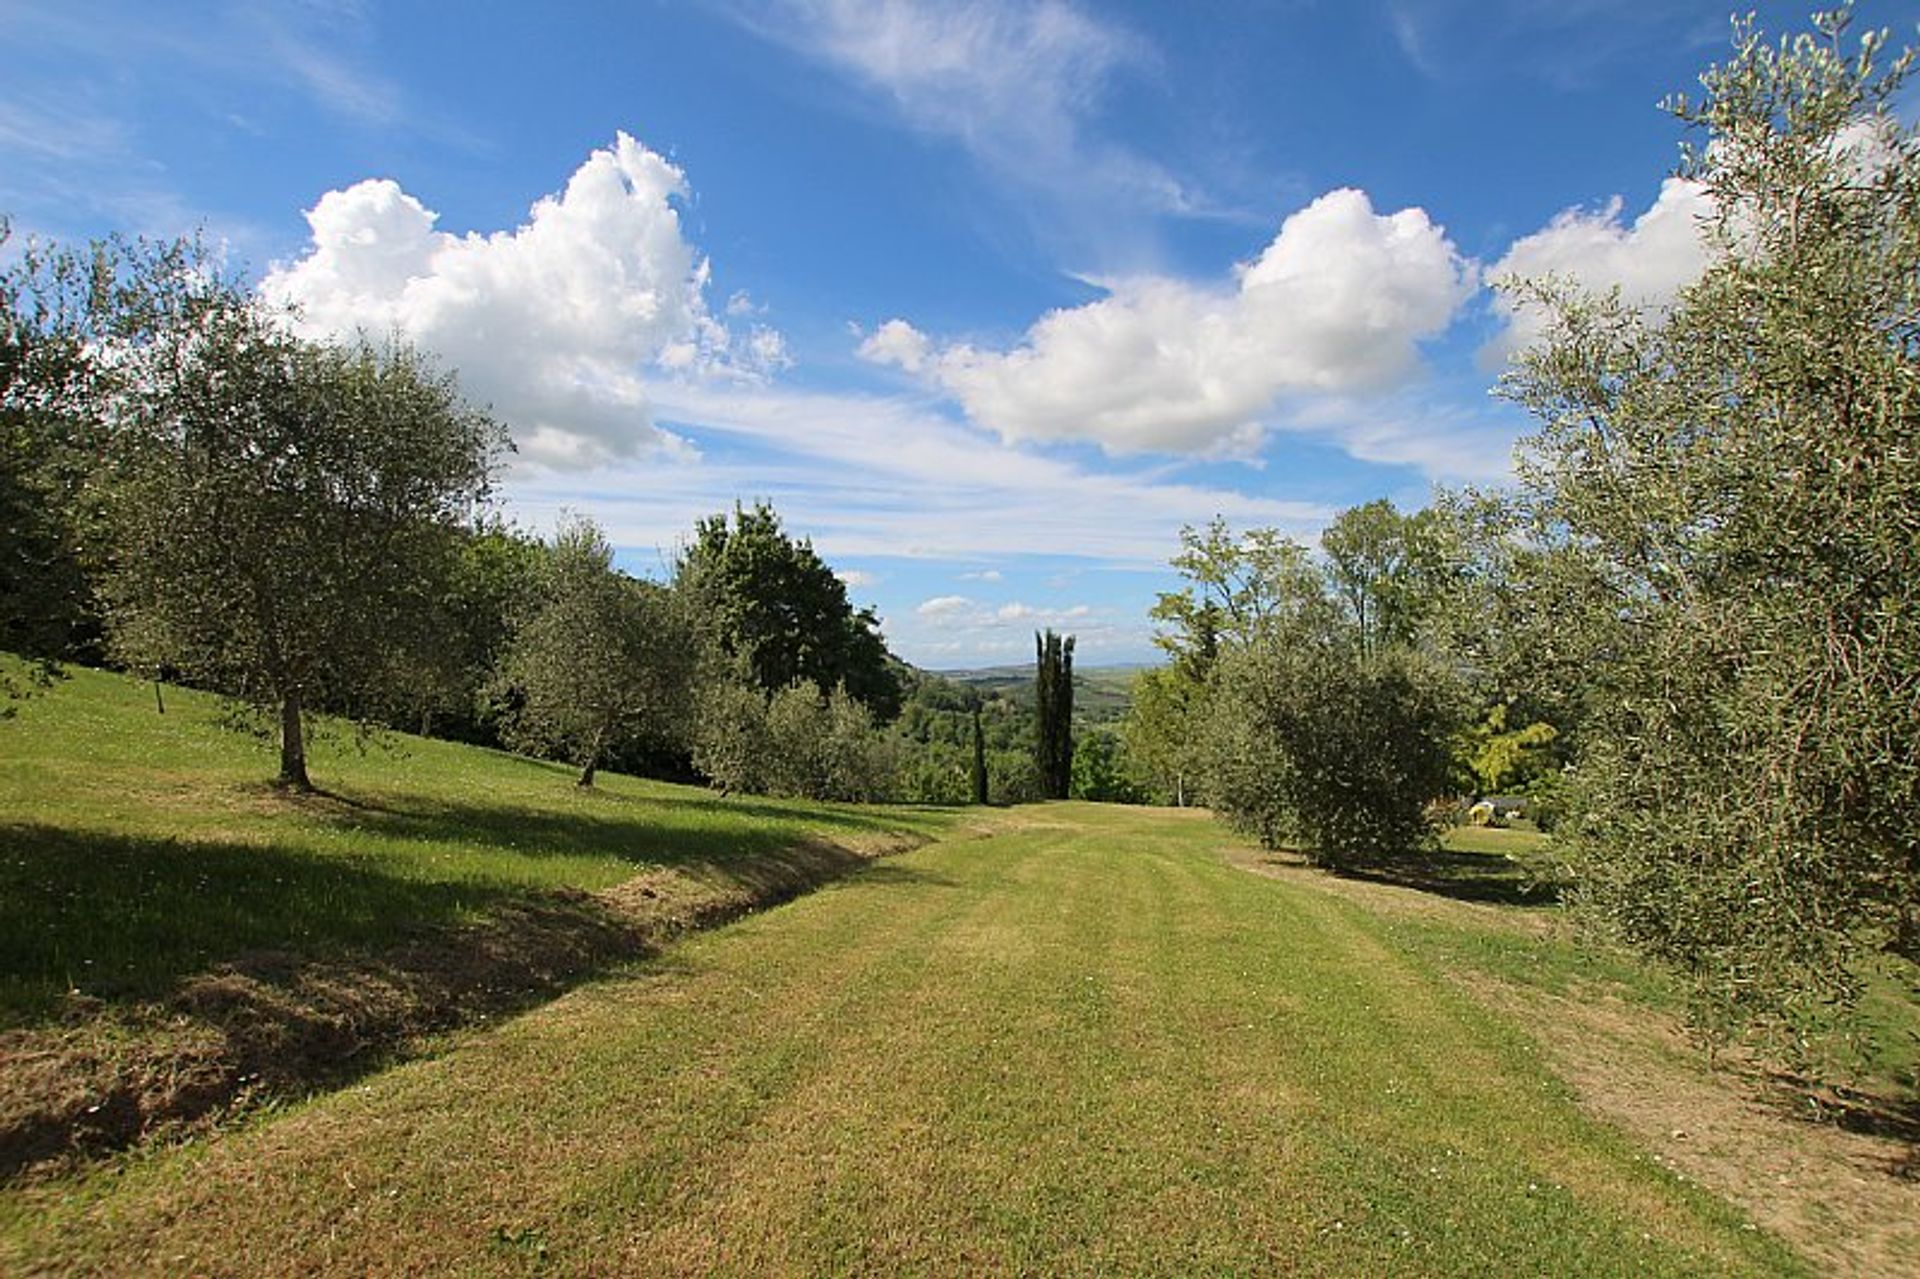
top-left (1497, 3), bottom-right (1920, 1041)
top-left (675, 501), bottom-right (900, 718)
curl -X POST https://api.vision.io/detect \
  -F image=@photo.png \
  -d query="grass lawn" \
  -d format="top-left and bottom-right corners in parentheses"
top-left (3, 801), bottom-right (1816, 1277)
top-left (0, 662), bottom-right (959, 1027)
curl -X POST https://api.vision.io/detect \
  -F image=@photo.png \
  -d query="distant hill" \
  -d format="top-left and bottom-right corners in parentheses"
top-left (933, 662), bottom-right (1150, 726)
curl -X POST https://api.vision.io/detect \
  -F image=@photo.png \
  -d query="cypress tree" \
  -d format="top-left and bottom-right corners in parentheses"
top-left (970, 703), bottom-right (989, 805)
top-left (1034, 629), bottom-right (1076, 799)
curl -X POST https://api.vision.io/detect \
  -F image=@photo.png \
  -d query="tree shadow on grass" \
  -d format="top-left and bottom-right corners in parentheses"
top-left (835, 861), bottom-right (959, 889)
top-left (324, 786), bottom-right (941, 872)
top-left (0, 823), bottom-right (534, 1027)
top-left (0, 817), bottom-right (937, 1177)
top-left (1332, 848), bottom-right (1566, 907)
top-left (0, 800), bottom-right (938, 1030)
top-left (1760, 1070), bottom-right (1920, 1177)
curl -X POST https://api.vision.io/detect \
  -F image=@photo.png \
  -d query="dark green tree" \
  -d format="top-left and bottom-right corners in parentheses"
top-left (104, 301), bottom-right (505, 790)
top-left (379, 518), bottom-right (546, 743)
top-left (1034, 629), bottom-right (1075, 799)
top-left (971, 702), bottom-right (989, 805)
top-left (675, 501), bottom-right (900, 718)
top-left (1206, 637), bottom-right (1462, 864)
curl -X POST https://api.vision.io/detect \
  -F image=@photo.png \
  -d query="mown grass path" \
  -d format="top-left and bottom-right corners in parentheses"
top-left (3, 804), bottom-right (1803, 1276)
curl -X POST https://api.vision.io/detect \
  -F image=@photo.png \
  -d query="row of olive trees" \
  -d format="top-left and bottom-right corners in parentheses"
top-left (1, 235), bottom-right (911, 798)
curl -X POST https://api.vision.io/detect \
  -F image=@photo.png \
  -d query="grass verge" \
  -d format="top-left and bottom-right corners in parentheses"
top-left (1228, 826), bottom-right (1919, 1277)
top-left (0, 662), bottom-right (963, 1175)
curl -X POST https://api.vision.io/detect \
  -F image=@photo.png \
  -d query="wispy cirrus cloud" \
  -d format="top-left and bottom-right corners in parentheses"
top-left (727, 0), bottom-right (1216, 253)
top-left (628, 381), bottom-right (1331, 562)
top-left (1386, 0), bottom-right (1727, 90)
top-left (0, 1), bottom-right (476, 243)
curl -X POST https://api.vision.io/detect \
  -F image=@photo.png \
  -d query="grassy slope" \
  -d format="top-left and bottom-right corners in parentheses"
top-left (0, 663), bottom-right (957, 1027)
top-left (3, 804), bottom-right (1806, 1277)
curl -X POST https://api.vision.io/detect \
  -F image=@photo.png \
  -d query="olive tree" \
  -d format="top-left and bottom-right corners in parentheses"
top-left (104, 297), bottom-right (505, 789)
top-left (2, 228), bottom-right (237, 697)
top-left (499, 516), bottom-right (694, 787)
top-left (1497, 6), bottom-right (1920, 1039)
top-left (1205, 621), bottom-right (1462, 866)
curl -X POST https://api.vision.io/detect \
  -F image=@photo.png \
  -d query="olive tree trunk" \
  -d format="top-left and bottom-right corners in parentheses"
top-left (278, 688), bottom-right (311, 791)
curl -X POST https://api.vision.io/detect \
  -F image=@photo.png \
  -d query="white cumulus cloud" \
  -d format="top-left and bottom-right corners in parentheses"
top-left (262, 132), bottom-right (773, 469)
top-left (1486, 177), bottom-right (1714, 360)
top-left (861, 188), bottom-right (1474, 455)
top-left (917, 594), bottom-right (974, 617)
top-left (856, 317), bottom-right (933, 373)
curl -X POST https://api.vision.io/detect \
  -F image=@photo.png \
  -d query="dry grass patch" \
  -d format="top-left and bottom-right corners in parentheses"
top-left (1220, 828), bottom-right (1918, 1279)
top-left (1475, 980), bottom-right (1920, 1279)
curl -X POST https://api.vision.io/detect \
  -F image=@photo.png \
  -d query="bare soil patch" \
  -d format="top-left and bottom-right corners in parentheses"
top-left (1479, 979), bottom-right (1920, 1279)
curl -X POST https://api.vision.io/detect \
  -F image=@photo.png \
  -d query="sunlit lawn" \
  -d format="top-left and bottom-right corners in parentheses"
top-left (2, 802), bottom-right (1805, 1277)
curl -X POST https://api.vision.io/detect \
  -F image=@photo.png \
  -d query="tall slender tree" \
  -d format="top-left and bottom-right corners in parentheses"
top-left (970, 702), bottom-right (989, 806)
top-left (1034, 629), bottom-right (1075, 800)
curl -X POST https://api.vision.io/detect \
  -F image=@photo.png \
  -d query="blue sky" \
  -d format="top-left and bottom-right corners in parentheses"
top-left (1, 0), bottom-right (1887, 667)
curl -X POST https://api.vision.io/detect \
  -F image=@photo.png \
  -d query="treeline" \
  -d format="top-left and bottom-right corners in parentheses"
top-left (0, 229), bottom-right (1127, 809)
top-left (1121, 9), bottom-right (1920, 1052)
top-left (0, 229), bottom-right (998, 804)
